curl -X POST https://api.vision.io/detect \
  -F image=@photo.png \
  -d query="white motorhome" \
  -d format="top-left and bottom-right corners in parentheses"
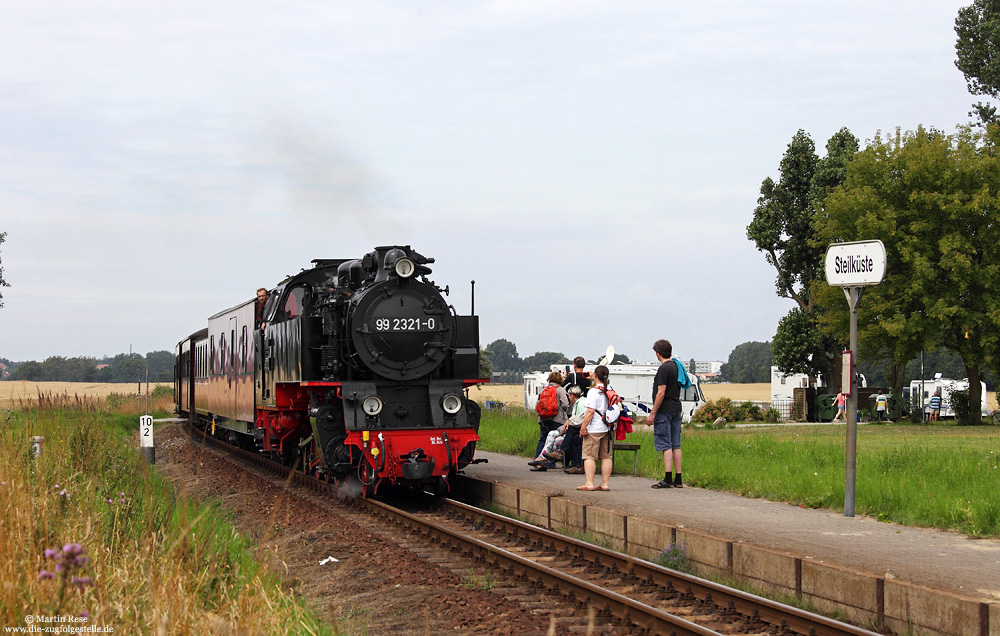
top-left (770, 367), bottom-right (817, 402)
top-left (908, 374), bottom-right (989, 418)
top-left (524, 363), bottom-right (706, 423)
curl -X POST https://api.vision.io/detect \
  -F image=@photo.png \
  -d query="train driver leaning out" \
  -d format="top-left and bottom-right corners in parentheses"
top-left (255, 287), bottom-right (269, 330)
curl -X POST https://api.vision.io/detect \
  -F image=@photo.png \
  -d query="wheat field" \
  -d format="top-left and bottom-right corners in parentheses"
top-left (701, 383), bottom-right (771, 402)
top-left (468, 382), bottom-right (773, 408)
top-left (0, 381), bottom-right (170, 408)
top-left (5, 380), bottom-right (993, 412)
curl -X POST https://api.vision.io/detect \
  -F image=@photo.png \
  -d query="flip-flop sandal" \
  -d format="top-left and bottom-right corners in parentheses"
top-left (596, 485), bottom-right (610, 491)
top-left (576, 485), bottom-right (596, 491)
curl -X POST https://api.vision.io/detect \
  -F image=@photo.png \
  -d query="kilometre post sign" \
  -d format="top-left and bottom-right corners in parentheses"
top-left (824, 240), bottom-right (886, 287)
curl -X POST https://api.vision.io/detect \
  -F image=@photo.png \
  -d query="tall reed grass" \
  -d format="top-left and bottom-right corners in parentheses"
top-left (479, 408), bottom-right (1000, 537)
top-left (0, 393), bottom-right (335, 634)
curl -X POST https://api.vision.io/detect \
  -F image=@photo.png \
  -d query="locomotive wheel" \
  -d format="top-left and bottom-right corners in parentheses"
top-left (434, 476), bottom-right (451, 497)
top-left (360, 461), bottom-right (379, 498)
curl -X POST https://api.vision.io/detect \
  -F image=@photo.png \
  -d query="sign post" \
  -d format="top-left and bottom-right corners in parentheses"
top-left (824, 240), bottom-right (886, 517)
top-left (140, 414), bottom-right (155, 464)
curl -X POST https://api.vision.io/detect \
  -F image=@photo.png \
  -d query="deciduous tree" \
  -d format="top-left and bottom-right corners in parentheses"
top-left (955, 0), bottom-right (1000, 125)
top-left (748, 128), bottom-right (858, 383)
top-left (485, 338), bottom-right (522, 372)
top-left (720, 341), bottom-right (773, 383)
top-left (814, 126), bottom-right (1000, 420)
top-left (522, 351), bottom-right (569, 372)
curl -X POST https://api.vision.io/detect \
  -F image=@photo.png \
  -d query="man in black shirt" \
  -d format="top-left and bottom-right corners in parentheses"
top-left (648, 339), bottom-right (684, 489)
top-left (562, 357), bottom-right (591, 396)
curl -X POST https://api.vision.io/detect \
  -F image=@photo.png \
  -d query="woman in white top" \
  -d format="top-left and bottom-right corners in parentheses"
top-left (577, 365), bottom-right (614, 491)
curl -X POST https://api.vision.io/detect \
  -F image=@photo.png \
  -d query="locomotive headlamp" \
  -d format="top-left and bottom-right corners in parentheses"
top-left (441, 393), bottom-right (463, 415)
top-left (362, 395), bottom-right (384, 416)
top-left (394, 258), bottom-right (416, 278)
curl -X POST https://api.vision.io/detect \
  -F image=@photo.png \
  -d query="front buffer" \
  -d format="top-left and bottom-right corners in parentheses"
top-left (347, 428), bottom-right (479, 497)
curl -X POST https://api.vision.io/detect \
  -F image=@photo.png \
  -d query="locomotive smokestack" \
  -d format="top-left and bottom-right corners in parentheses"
top-left (471, 280), bottom-right (475, 315)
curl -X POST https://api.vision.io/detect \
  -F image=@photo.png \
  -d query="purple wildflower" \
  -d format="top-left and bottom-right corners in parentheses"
top-left (63, 543), bottom-right (83, 557)
top-left (39, 543), bottom-right (93, 595)
top-left (78, 611), bottom-right (90, 620)
top-left (71, 576), bottom-right (93, 589)
top-left (107, 499), bottom-right (113, 504)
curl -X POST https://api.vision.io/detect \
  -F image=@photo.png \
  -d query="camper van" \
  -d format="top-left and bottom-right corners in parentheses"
top-left (770, 367), bottom-right (818, 402)
top-left (524, 363), bottom-right (706, 423)
top-left (908, 375), bottom-right (989, 419)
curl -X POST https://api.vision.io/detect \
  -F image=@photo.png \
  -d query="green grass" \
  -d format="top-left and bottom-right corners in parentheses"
top-left (1, 395), bottom-right (337, 634)
top-left (478, 408), bottom-right (1000, 537)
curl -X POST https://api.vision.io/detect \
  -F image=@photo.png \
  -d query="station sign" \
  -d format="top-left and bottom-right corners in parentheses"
top-left (824, 240), bottom-right (886, 287)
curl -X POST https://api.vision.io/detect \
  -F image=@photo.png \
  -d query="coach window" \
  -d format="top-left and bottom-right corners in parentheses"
top-left (210, 336), bottom-right (215, 375)
top-left (241, 326), bottom-right (247, 373)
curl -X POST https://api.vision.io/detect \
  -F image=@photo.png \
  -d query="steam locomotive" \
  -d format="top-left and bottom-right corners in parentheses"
top-left (174, 246), bottom-right (485, 496)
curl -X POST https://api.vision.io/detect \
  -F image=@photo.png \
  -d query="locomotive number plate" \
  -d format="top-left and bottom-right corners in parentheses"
top-left (374, 317), bottom-right (436, 331)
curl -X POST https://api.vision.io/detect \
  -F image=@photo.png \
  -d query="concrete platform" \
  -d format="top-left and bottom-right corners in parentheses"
top-left (458, 451), bottom-right (1000, 636)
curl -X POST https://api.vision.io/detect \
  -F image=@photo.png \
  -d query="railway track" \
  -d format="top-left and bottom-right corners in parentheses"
top-left (184, 425), bottom-right (883, 636)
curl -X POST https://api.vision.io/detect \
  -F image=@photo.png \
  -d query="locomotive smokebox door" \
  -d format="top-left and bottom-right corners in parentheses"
top-left (350, 279), bottom-right (455, 381)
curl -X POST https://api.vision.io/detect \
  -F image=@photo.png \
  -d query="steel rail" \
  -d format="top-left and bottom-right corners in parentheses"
top-left (365, 498), bottom-right (720, 636)
top-left (441, 498), bottom-right (880, 636)
top-left (182, 424), bottom-right (881, 636)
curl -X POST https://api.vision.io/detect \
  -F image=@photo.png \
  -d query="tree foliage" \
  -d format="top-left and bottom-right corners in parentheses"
top-left (814, 126), bottom-right (1000, 420)
top-left (720, 341), bottom-right (773, 383)
top-left (771, 308), bottom-right (837, 379)
top-left (747, 130), bottom-right (819, 308)
top-left (485, 338), bottom-right (522, 372)
top-left (6, 350), bottom-right (176, 383)
top-left (955, 0), bottom-right (1000, 124)
top-left (478, 349), bottom-right (493, 379)
top-left (748, 128), bottom-right (858, 384)
top-left (522, 351), bottom-right (570, 372)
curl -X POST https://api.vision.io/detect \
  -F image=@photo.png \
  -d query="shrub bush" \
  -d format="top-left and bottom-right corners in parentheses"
top-left (692, 398), bottom-right (764, 424)
top-left (950, 389), bottom-right (975, 425)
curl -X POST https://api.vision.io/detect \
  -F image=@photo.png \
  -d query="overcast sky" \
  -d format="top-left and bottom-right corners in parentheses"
top-left (0, 1), bottom-right (978, 366)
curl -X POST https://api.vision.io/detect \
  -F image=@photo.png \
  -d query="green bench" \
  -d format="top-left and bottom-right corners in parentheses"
top-left (612, 442), bottom-right (641, 476)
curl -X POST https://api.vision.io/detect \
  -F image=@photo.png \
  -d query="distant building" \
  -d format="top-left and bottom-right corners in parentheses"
top-left (695, 360), bottom-right (724, 374)
top-left (95, 364), bottom-right (110, 370)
